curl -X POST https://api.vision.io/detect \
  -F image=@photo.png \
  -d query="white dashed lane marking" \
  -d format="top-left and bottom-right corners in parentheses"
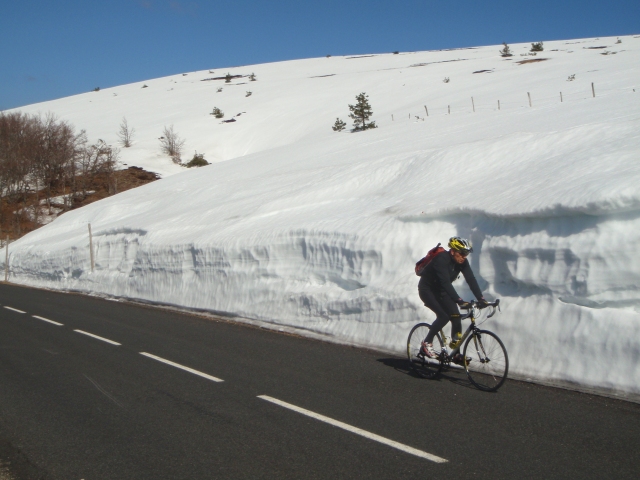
top-left (32, 315), bottom-right (64, 326)
top-left (4, 306), bottom-right (26, 314)
top-left (6, 301), bottom-right (437, 465)
top-left (258, 395), bottom-right (448, 463)
top-left (140, 352), bottom-right (224, 383)
top-left (4, 300), bottom-right (440, 463)
top-left (74, 329), bottom-right (121, 346)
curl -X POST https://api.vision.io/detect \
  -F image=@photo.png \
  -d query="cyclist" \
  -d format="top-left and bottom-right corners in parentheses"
top-left (418, 236), bottom-right (487, 364)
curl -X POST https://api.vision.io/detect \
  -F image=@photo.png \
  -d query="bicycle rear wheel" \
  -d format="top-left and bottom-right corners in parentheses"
top-left (407, 323), bottom-right (443, 379)
top-left (463, 330), bottom-right (508, 391)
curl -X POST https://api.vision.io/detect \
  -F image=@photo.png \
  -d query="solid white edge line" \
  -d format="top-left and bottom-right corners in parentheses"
top-left (4, 306), bottom-right (26, 314)
top-left (32, 315), bottom-right (63, 326)
top-left (74, 329), bottom-right (121, 346)
top-left (139, 352), bottom-right (224, 383)
top-left (257, 395), bottom-right (448, 463)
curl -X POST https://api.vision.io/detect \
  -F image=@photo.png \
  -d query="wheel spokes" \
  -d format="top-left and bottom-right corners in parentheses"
top-left (464, 331), bottom-right (508, 391)
top-left (407, 323), bottom-right (443, 379)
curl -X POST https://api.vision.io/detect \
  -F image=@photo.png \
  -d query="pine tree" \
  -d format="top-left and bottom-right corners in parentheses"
top-left (348, 92), bottom-right (377, 131)
top-left (499, 42), bottom-right (513, 57)
top-left (185, 152), bottom-right (209, 168)
top-left (530, 42), bottom-right (544, 52)
top-left (332, 118), bottom-right (346, 132)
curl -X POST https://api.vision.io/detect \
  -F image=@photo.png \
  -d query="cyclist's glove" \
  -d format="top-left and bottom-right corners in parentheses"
top-left (477, 298), bottom-right (489, 309)
top-left (457, 299), bottom-right (472, 309)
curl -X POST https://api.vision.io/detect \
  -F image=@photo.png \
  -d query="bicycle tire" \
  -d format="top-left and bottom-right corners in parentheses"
top-left (463, 330), bottom-right (509, 391)
top-left (407, 323), bottom-right (443, 379)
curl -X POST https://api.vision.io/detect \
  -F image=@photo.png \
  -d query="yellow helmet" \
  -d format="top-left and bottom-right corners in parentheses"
top-left (448, 236), bottom-right (473, 255)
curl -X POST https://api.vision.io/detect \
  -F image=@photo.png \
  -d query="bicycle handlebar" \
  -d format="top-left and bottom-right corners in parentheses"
top-left (459, 299), bottom-right (501, 319)
top-left (459, 299), bottom-right (500, 310)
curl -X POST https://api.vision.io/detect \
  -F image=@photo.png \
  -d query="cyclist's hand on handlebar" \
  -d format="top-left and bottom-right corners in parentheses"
top-left (477, 298), bottom-right (489, 309)
top-left (457, 299), bottom-right (472, 309)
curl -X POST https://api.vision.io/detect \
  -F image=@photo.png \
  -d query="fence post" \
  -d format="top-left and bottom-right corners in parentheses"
top-left (498, 100), bottom-right (500, 110)
top-left (88, 223), bottom-right (95, 272)
top-left (392, 114), bottom-right (394, 121)
top-left (528, 92), bottom-right (532, 107)
top-left (424, 105), bottom-right (428, 117)
top-left (448, 105), bottom-right (450, 115)
top-left (560, 92), bottom-right (563, 102)
top-left (471, 97), bottom-right (475, 112)
top-left (592, 83), bottom-right (595, 97)
top-left (4, 236), bottom-right (8, 282)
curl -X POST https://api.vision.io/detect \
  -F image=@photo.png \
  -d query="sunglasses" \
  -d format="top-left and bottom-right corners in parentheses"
top-left (454, 250), bottom-right (469, 258)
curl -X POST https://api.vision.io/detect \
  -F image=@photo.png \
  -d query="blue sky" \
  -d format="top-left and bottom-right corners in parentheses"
top-left (1, 0), bottom-right (638, 110)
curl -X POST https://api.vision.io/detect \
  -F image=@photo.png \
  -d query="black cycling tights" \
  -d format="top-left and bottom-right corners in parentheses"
top-left (418, 288), bottom-right (461, 344)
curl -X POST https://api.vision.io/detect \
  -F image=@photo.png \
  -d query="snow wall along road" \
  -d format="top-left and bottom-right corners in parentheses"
top-left (6, 91), bottom-right (640, 401)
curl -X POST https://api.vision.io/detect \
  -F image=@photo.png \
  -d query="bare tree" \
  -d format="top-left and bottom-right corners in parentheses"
top-left (117, 117), bottom-right (135, 147)
top-left (32, 113), bottom-right (78, 214)
top-left (1, 112), bottom-right (32, 230)
top-left (0, 111), bottom-right (121, 237)
top-left (159, 125), bottom-right (185, 163)
top-left (76, 139), bottom-right (118, 198)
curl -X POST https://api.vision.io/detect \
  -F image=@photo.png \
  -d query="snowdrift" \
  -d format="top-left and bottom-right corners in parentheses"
top-left (7, 36), bottom-right (640, 399)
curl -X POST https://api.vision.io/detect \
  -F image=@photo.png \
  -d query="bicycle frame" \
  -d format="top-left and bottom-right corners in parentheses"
top-left (436, 301), bottom-right (499, 362)
top-left (437, 313), bottom-right (474, 362)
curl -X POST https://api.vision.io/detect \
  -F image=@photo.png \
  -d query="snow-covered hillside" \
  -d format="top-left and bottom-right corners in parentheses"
top-left (8, 36), bottom-right (640, 399)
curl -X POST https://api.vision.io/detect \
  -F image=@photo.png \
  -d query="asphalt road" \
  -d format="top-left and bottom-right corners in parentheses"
top-left (0, 283), bottom-right (638, 479)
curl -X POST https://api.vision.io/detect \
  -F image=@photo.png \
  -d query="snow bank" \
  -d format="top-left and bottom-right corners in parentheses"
top-left (7, 36), bottom-right (640, 399)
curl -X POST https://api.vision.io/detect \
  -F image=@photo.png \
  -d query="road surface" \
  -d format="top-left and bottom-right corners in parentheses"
top-left (0, 283), bottom-right (638, 479)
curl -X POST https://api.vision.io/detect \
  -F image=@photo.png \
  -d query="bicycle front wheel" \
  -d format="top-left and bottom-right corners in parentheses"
top-left (407, 323), bottom-right (443, 379)
top-left (463, 330), bottom-right (508, 391)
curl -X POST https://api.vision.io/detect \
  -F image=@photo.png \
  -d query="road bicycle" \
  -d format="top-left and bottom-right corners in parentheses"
top-left (407, 300), bottom-right (508, 392)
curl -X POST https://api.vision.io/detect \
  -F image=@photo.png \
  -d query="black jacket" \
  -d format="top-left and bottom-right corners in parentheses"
top-left (418, 250), bottom-right (483, 302)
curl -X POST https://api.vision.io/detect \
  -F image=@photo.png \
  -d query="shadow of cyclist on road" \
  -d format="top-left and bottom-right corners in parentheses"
top-left (376, 357), bottom-right (479, 391)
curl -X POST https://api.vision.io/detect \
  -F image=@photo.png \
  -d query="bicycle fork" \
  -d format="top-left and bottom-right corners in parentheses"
top-left (470, 333), bottom-right (491, 364)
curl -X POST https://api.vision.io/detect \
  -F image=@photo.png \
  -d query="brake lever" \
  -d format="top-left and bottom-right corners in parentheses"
top-left (487, 299), bottom-right (501, 318)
